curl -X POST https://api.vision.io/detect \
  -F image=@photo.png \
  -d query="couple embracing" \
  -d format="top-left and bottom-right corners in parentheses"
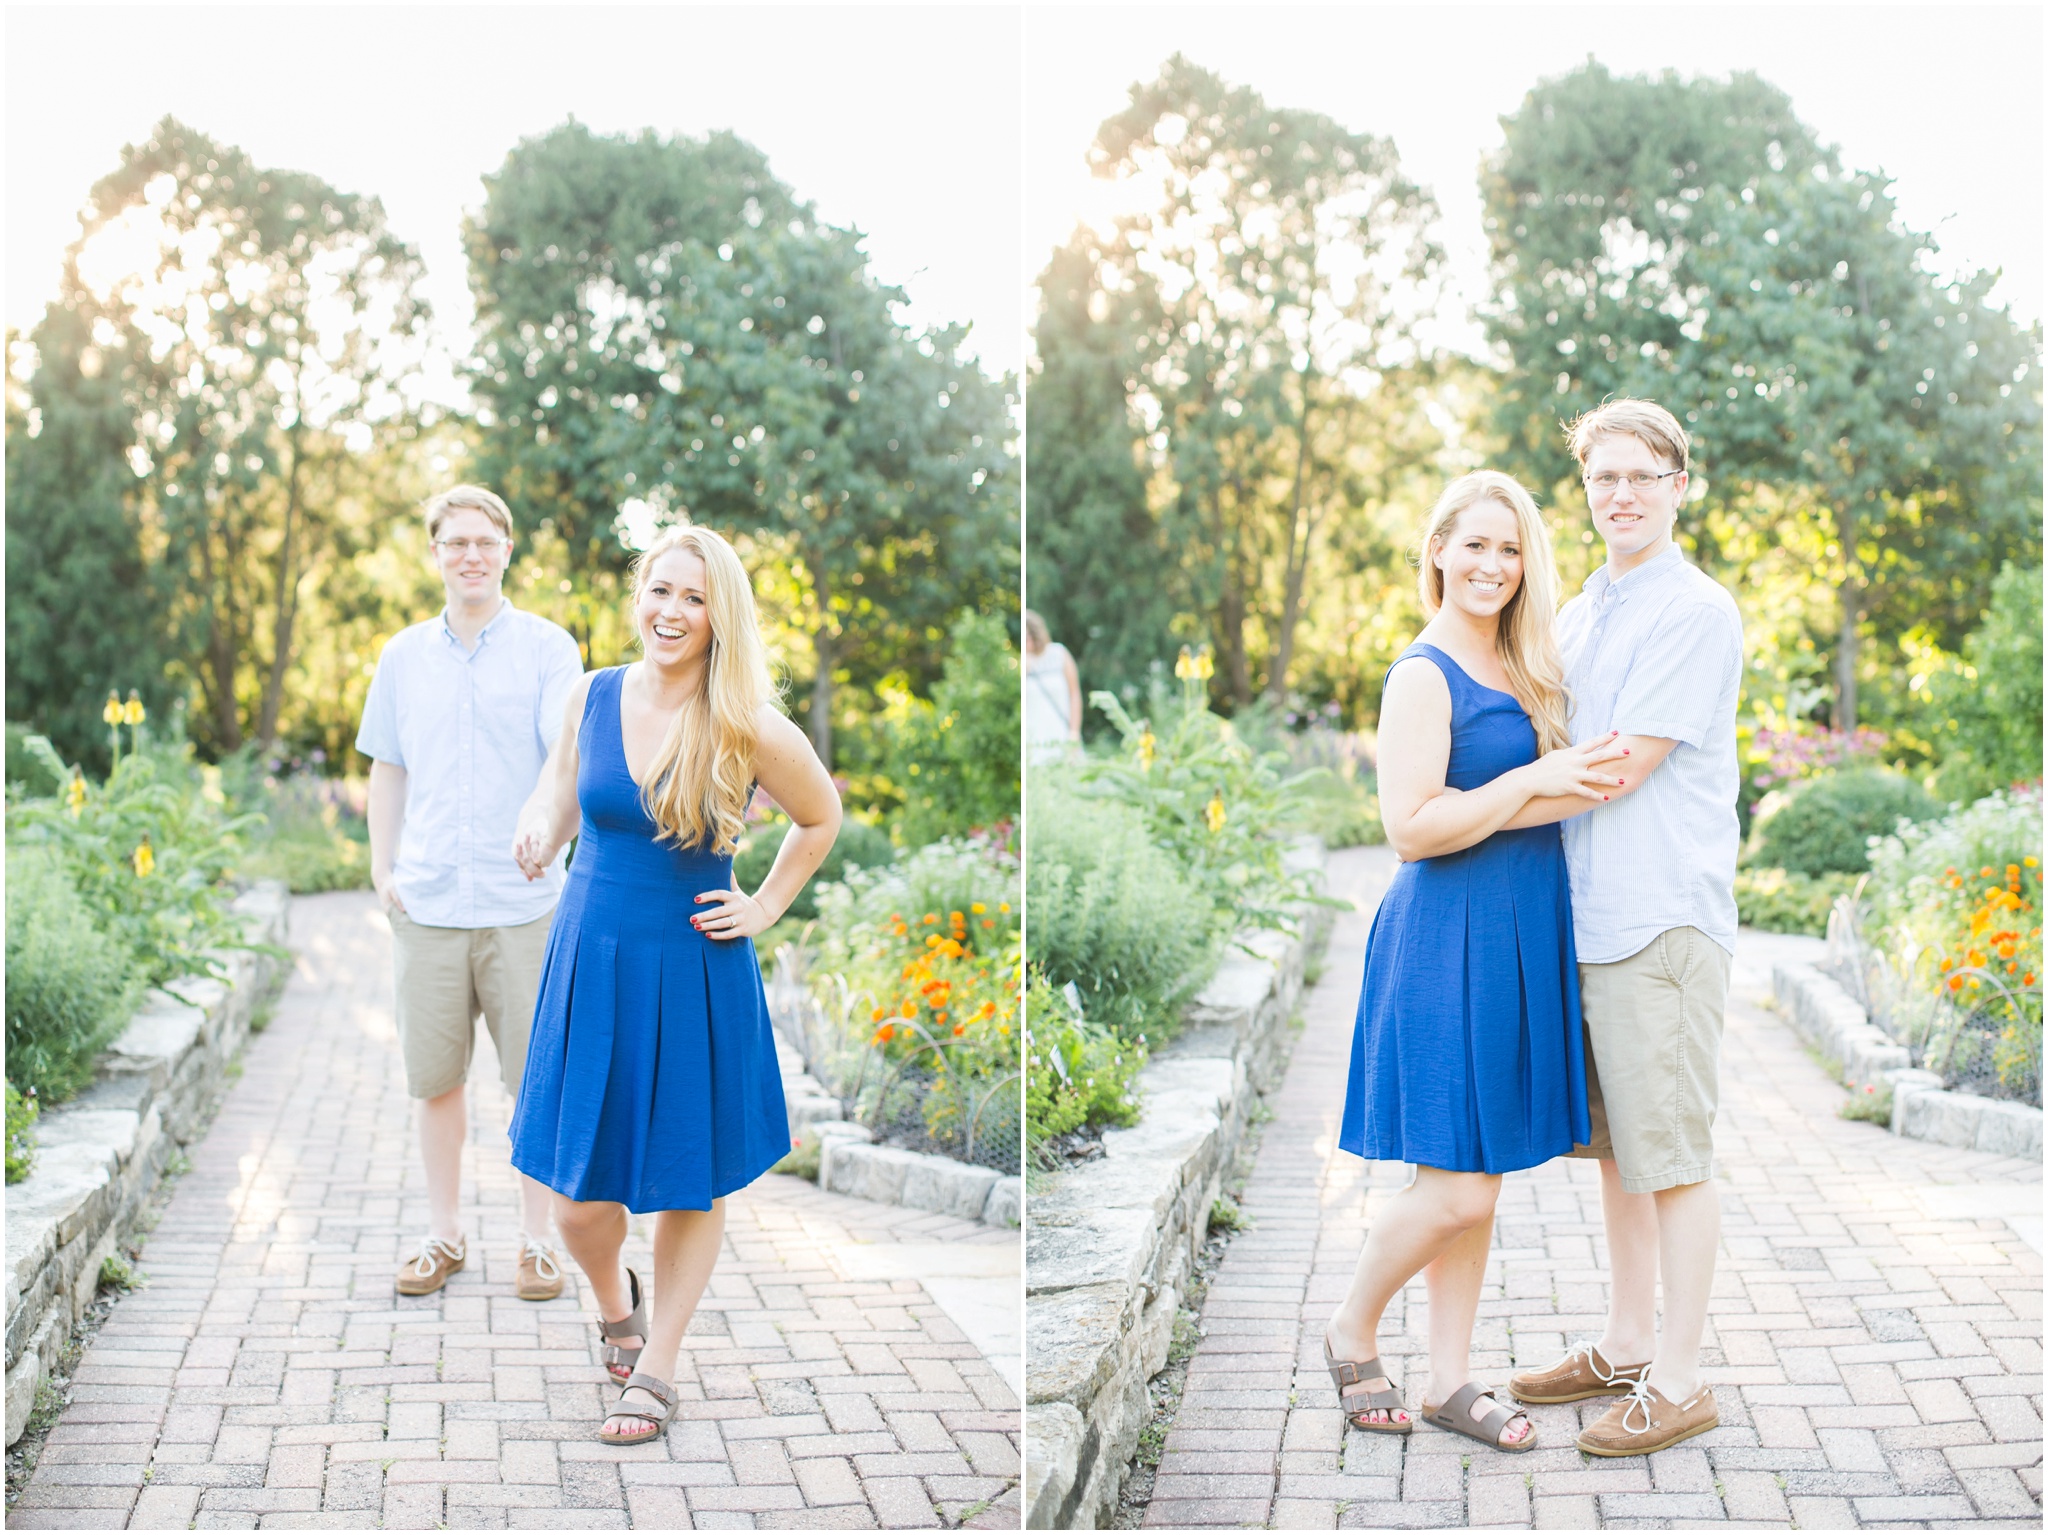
top-left (1326, 399), bottom-right (1743, 1458)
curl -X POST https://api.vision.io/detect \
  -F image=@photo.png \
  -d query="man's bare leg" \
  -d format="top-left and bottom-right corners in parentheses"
top-left (1595, 1158), bottom-right (1659, 1367)
top-left (419, 1084), bottom-right (467, 1244)
top-left (1646, 1178), bottom-right (1720, 1402)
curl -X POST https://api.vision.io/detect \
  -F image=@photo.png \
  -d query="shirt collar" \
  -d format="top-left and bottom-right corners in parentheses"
top-left (439, 597), bottom-right (515, 647)
top-left (1583, 544), bottom-right (1685, 603)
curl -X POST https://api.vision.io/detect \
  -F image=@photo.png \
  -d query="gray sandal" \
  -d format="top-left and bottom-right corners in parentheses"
top-left (597, 1370), bottom-right (674, 1445)
top-left (1323, 1340), bottom-right (1412, 1434)
top-left (598, 1267), bottom-right (647, 1384)
top-left (1423, 1380), bottom-right (1537, 1453)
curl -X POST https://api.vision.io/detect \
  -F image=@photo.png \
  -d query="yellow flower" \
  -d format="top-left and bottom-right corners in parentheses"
top-left (102, 691), bottom-right (123, 726)
top-left (122, 690), bottom-right (145, 726)
top-left (65, 774), bottom-right (87, 818)
top-left (1137, 729), bottom-right (1156, 769)
top-left (132, 837), bottom-right (155, 879)
top-left (1205, 793), bottom-right (1226, 833)
top-left (1193, 650), bottom-right (1214, 681)
top-left (970, 902), bottom-right (986, 915)
top-left (1175, 647), bottom-right (1196, 680)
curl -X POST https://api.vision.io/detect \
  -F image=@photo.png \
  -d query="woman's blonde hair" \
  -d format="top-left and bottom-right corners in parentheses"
top-left (1417, 471), bottom-right (1571, 754)
top-left (631, 524), bottom-right (779, 855)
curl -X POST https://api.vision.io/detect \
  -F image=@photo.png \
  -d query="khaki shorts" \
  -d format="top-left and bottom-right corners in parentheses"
top-left (388, 909), bottom-right (553, 1101)
top-left (1568, 926), bottom-right (1732, 1194)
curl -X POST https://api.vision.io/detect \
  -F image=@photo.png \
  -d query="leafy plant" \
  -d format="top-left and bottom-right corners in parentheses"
top-left (9, 734), bottom-right (264, 986)
top-left (1027, 769), bottom-right (1216, 1037)
top-left (1750, 767), bottom-right (1938, 877)
top-left (1084, 660), bottom-right (1329, 937)
top-left (1916, 562), bottom-right (2044, 805)
top-left (1734, 867), bottom-right (1858, 937)
top-left (885, 610), bottom-right (1021, 846)
top-left (4, 845), bottom-right (139, 1103)
top-left (6, 1080), bottom-right (39, 1184)
top-left (1023, 976), bottom-right (1146, 1163)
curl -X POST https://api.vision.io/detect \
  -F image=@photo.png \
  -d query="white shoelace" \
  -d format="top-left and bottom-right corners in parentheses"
top-left (520, 1237), bottom-right (561, 1282)
top-left (407, 1235), bottom-right (465, 1279)
top-left (1617, 1378), bottom-right (1658, 1433)
top-left (1566, 1340), bottom-right (1619, 1385)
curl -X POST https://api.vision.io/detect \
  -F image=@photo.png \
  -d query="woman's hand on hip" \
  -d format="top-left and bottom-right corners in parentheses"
top-left (1520, 732), bottom-right (1629, 802)
top-left (693, 887), bottom-right (773, 940)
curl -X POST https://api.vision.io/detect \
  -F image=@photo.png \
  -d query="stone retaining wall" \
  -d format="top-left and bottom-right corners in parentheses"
top-left (4, 883), bottom-right (290, 1446)
top-left (1024, 842), bottom-right (1330, 1531)
top-left (1772, 961), bottom-right (2042, 1159)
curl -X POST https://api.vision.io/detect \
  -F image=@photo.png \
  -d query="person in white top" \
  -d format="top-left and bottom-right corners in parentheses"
top-left (357, 485), bottom-right (585, 1301)
top-left (1023, 610), bottom-right (1082, 762)
top-left (1504, 400), bottom-right (1743, 1457)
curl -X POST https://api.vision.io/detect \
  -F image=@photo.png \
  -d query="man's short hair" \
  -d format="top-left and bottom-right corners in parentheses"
top-left (1564, 399), bottom-right (1691, 473)
top-left (424, 485), bottom-right (514, 541)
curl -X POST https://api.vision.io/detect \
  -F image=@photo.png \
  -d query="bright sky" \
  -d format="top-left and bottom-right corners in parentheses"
top-left (1024, 3), bottom-right (2044, 358)
top-left (5, 4), bottom-right (1025, 405)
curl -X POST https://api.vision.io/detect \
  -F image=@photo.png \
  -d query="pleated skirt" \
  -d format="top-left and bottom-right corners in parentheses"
top-left (1339, 828), bottom-right (1590, 1175)
top-left (509, 845), bottom-right (789, 1213)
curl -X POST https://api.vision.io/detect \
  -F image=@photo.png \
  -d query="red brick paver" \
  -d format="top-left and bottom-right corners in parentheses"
top-left (1147, 846), bottom-right (2042, 1529)
top-left (11, 892), bottom-right (1020, 1531)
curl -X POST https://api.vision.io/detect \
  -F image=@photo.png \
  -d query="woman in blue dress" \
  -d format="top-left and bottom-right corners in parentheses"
top-left (1323, 472), bottom-right (1625, 1454)
top-left (508, 524), bottom-right (840, 1445)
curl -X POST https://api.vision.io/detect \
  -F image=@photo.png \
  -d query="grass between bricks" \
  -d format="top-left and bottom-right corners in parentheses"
top-left (1111, 1018), bottom-right (1295, 1529)
top-left (2, 970), bottom-right (284, 1513)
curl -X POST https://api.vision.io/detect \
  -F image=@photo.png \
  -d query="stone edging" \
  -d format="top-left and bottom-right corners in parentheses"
top-left (4, 882), bottom-right (291, 1446)
top-left (1023, 841), bottom-right (1332, 1531)
top-left (1771, 961), bottom-right (2043, 1159)
top-left (773, 1017), bottom-right (1021, 1230)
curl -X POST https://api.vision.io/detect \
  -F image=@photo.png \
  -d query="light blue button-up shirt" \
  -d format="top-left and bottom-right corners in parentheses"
top-left (1557, 547), bottom-right (1744, 964)
top-left (355, 601), bottom-right (584, 929)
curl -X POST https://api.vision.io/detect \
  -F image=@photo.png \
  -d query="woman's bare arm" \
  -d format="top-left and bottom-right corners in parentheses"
top-left (513, 672), bottom-right (594, 879)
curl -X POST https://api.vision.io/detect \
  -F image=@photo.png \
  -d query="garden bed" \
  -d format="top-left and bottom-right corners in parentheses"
top-left (4, 882), bottom-right (289, 1446)
top-left (1023, 840), bottom-right (1330, 1531)
top-left (1772, 959), bottom-right (2042, 1159)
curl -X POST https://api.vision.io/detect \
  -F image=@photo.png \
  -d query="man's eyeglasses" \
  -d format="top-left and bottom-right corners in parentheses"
top-left (434, 537), bottom-right (509, 556)
top-left (1584, 469), bottom-right (1683, 494)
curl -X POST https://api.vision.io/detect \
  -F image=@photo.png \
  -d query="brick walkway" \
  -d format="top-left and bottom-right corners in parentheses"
top-left (1146, 846), bottom-right (2043, 1530)
top-left (11, 892), bottom-right (1020, 1531)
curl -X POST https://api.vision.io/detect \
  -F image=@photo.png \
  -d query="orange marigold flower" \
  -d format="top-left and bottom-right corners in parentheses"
top-left (871, 1007), bottom-right (886, 1022)
top-left (952, 1023), bottom-right (966, 1036)
top-left (923, 913), bottom-right (939, 925)
top-left (873, 1024), bottom-right (895, 1043)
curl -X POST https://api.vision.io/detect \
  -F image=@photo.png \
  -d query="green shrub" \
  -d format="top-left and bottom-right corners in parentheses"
top-left (5, 845), bottom-right (140, 1103)
top-left (1918, 562), bottom-right (2043, 805)
top-left (10, 735), bottom-right (262, 986)
top-left (1027, 770), bottom-right (1216, 1037)
top-left (6, 1080), bottom-right (39, 1184)
top-left (736, 813), bottom-right (894, 924)
top-left (5, 723), bottom-right (64, 797)
top-left (885, 610), bottom-right (1021, 846)
top-left (1024, 976), bottom-right (1145, 1162)
top-left (1865, 786), bottom-right (2044, 940)
top-left (1734, 867), bottom-right (1859, 936)
top-left (1751, 767), bottom-right (1939, 877)
top-left (1086, 676), bottom-right (1328, 936)
top-left (224, 765), bottom-right (370, 894)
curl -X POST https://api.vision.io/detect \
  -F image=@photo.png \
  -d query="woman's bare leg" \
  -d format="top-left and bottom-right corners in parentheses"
top-left (1421, 1208), bottom-right (1530, 1445)
top-left (602, 1201), bottom-right (726, 1438)
top-left (1326, 1167), bottom-right (1501, 1426)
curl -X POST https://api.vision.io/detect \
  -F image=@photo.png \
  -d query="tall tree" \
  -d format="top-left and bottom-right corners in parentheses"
top-left (1024, 232), bottom-right (1176, 710)
top-left (1058, 55), bottom-right (1442, 708)
top-left (1484, 63), bottom-right (2041, 727)
top-left (468, 123), bottom-right (1015, 768)
top-left (8, 117), bottom-right (427, 756)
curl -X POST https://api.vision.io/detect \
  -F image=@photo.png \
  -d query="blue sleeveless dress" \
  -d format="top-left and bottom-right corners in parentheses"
top-left (510, 666), bottom-right (789, 1212)
top-left (1340, 644), bottom-right (1590, 1174)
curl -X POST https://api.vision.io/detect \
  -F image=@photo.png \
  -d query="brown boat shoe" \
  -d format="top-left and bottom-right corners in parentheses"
top-left (395, 1235), bottom-right (466, 1296)
top-left (516, 1237), bottom-right (565, 1302)
top-left (1508, 1342), bottom-right (1650, 1404)
top-left (1577, 1380), bottom-right (1719, 1457)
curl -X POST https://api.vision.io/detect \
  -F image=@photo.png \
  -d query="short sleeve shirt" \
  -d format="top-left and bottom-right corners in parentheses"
top-left (1557, 547), bottom-right (1744, 963)
top-left (355, 601), bottom-right (584, 929)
